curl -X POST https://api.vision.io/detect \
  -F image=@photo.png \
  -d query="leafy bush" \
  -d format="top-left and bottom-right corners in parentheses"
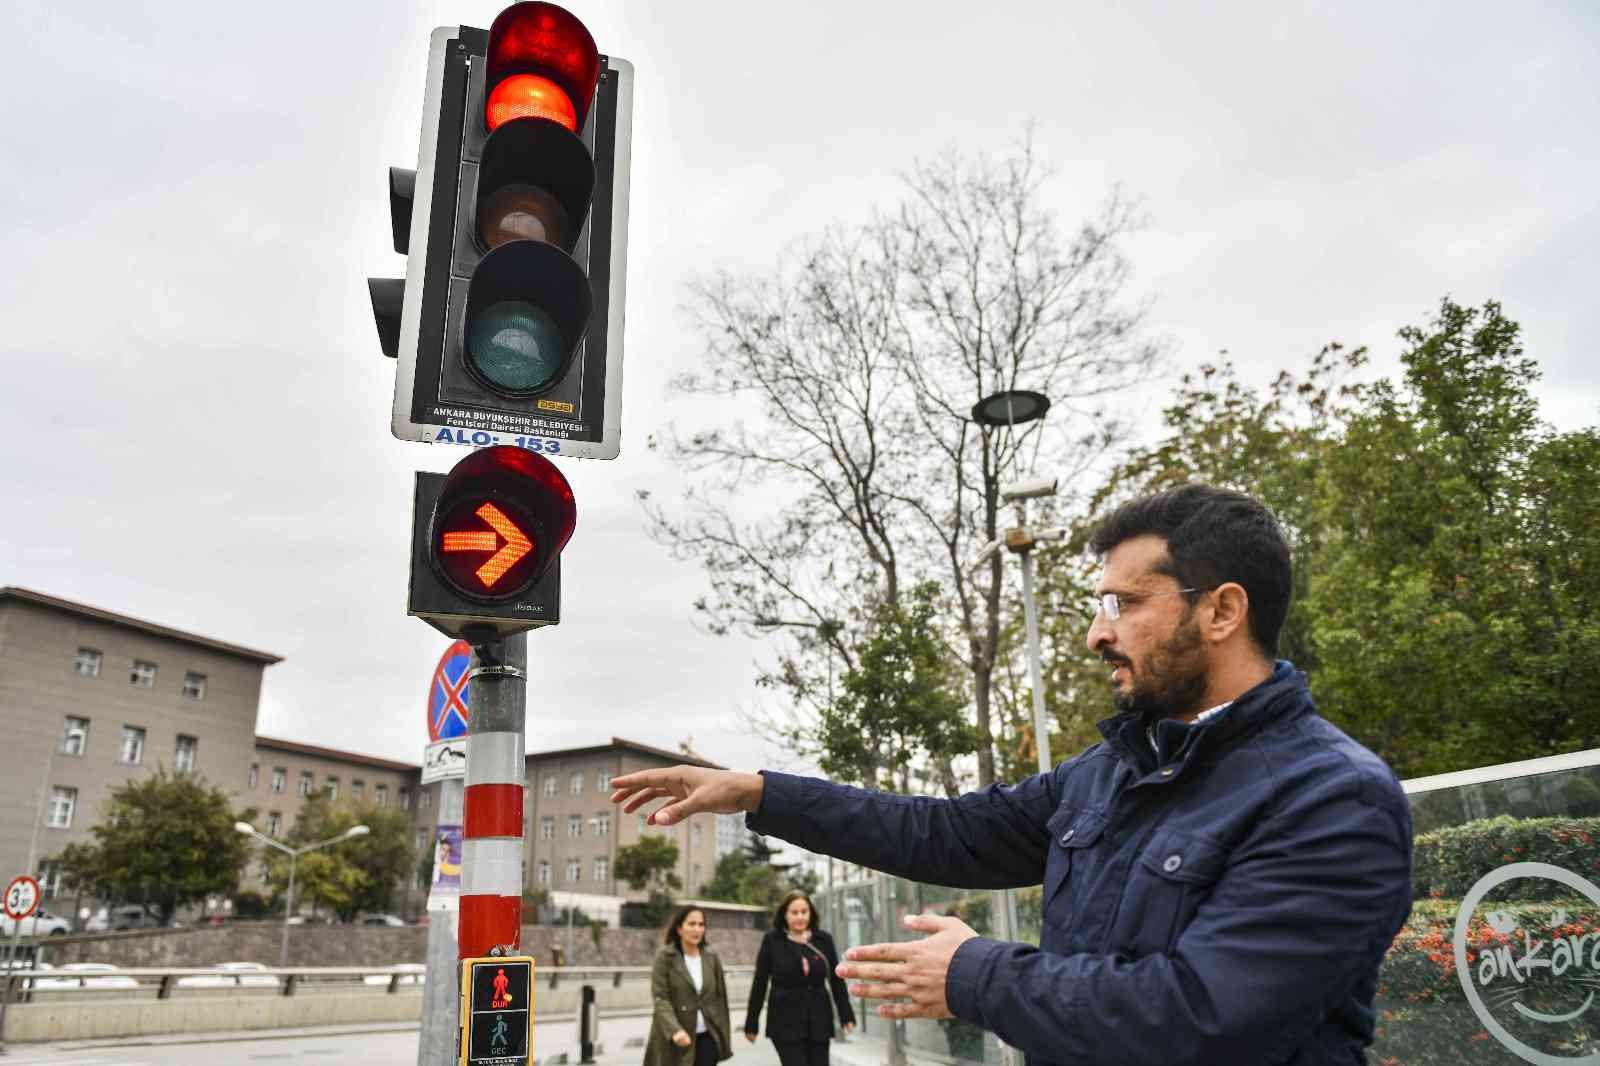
top-left (1411, 815), bottom-right (1600, 902)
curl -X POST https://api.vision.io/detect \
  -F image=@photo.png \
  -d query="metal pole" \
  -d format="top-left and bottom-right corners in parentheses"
top-left (417, 779), bottom-right (464, 1066)
top-left (878, 872), bottom-right (906, 1066)
top-left (459, 633), bottom-right (527, 961)
top-left (1018, 549), bottom-right (1053, 773)
top-left (0, 924), bottom-right (24, 1055)
top-left (281, 851), bottom-right (297, 968)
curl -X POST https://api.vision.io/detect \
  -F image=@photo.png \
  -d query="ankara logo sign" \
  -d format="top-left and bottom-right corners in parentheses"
top-left (408, 446), bottom-right (574, 641)
top-left (373, 2), bottom-right (633, 460)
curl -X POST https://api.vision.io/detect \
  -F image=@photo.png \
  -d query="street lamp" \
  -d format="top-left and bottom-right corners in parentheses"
top-left (26, 724), bottom-right (87, 894)
top-left (235, 822), bottom-right (370, 966)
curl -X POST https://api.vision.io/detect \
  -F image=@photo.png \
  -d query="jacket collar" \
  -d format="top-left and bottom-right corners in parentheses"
top-left (1097, 660), bottom-right (1311, 773)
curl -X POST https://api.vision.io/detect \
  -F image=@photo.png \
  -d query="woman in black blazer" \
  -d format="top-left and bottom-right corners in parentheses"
top-left (744, 891), bottom-right (856, 1066)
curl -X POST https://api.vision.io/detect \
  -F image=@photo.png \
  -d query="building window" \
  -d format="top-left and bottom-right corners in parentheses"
top-left (175, 735), bottom-right (197, 773)
top-left (119, 726), bottom-right (146, 765)
top-left (182, 672), bottom-right (207, 700)
top-left (37, 861), bottom-right (62, 899)
top-left (299, 771), bottom-right (314, 798)
top-left (566, 858), bottom-right (581, 882)
top-left (266, 812), bottom-right (282, 837)
top-left (73, 648), bottom-right (102, 678)
top-left (420, 789), bottom-right (431, 811)
top-left (537, 861), bottom-right (551, 885)
top-left (596, 768), bottom-right (612, 792)
top-left (691, 822), bottom-right (702, 843)
top-left (692, 863), bottom-right (702, 886)
top-left (543, 776), bottom-right (557, 797)
top-left (61, 717), bottom-right (89, 756)
top-left (47, 787), bottom-right (77, 828)
top-left (400, 788), bottom-right (412, 811)
top-left (593, 857), bottom-right (608, 882)
top-left (130, 660), bottom-right (157, 688)
top-left (415, 829), bottom-right (428, 851)
top-left (326, 777), bottom-right (339, 801)
top-left (248, 763), bottom-right (259, 789)
top-left (568, 814), bottom-right (582, 838)
top-left (351, 780), bottom-right (364, 801)
top-left (540, 816), bottom-right (554, 840)
top-left (638, 814), bottom-right (649, 834)
top-left (375, 784), bottom-right (388, 808)
top-left (271, 767), bottom-right (286, 794)
top-left (593, 812), bottom-right (610, 837)
top-left (569, 771), bottom-right (583, 795)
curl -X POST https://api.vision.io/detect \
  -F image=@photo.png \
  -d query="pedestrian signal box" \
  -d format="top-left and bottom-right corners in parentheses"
top-left (461, 955), bottom-right (534, 1066)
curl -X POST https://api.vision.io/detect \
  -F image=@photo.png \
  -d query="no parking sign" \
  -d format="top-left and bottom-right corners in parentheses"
top-left (428, 640), bottom-right (473, 741)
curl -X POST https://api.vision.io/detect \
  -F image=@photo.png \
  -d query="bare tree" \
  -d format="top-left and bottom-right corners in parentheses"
top-left (642, 136), bottom-right (1158, 788)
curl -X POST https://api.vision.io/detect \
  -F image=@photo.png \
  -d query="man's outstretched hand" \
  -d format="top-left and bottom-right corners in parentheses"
top-left (608, 765), bottom-right (765, 826)
top-left (836, 913), bottom-right (978, 1020)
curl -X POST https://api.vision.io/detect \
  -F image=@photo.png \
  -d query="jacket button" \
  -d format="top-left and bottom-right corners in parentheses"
top-left (1162, 854), bottom-right (1183, 873)
top-left (1060, 829), bottom-right (1074, 844)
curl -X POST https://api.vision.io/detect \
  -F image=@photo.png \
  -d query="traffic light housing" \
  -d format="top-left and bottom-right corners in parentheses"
top-left (377, 3), bottom-right (632, 460)
top-left (409, 445), bottom-right (575, 640)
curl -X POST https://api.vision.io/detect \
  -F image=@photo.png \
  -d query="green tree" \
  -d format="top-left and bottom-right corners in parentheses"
top-left (54, 769), bottom-right (253, 926)
top-left (614, 835), bottom-right (682, 927)
top-left (703, 850), bottom-right (751, 903)
top-left (1307, 300), bottom-right (1600, 774)
top-left (816, 582), bottom-right (976, 790)
top-left (258, 795), bottom-right (415, 921)
top-left (1062, 298), bottom-right (1600, 778)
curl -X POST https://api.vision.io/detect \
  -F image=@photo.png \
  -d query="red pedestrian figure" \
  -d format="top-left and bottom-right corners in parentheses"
top-left (492, 967), bottom-right (513, 1009)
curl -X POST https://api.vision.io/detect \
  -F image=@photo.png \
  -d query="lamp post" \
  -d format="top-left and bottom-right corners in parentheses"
top-left (235, 822), bottom-right (369, 966)
top-left (26, 724), bottom-right (86, 892)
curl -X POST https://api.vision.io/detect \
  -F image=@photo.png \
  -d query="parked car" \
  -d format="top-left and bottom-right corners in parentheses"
top-left (359, 913), bottom-right (406, 927)
top-left (0, 908), bottom-right (72, 936)
top-left (176, 961), bottom-right (280, 989)
top-left (363, 962), bottom-right (426, 987)
top-left (32, 963), bottom-right (140, 990)
top-left (84, 905), bottom-right (163, 932)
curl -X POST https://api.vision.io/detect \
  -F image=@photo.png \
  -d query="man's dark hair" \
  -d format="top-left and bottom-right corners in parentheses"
top-left (1088, 484), bottom-right (1291, 656)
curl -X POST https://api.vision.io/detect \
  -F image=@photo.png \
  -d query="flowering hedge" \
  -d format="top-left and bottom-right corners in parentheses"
top-left (1411, 815), bottom-right (1600, 902)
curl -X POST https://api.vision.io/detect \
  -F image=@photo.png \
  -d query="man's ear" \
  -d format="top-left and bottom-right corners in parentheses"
top-left (1205, 582), bottom-right (1250, 645)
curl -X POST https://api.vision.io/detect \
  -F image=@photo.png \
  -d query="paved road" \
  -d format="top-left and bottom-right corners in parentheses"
top-left (2, 1012), bottom-right (890, 1066)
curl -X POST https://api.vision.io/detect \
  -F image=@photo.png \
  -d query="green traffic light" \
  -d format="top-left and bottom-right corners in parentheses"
top-left (467, 300), bottom-right (565, 393)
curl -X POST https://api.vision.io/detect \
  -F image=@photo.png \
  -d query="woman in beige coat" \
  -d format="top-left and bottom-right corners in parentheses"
top-left (645, 906), bottom-right (734, 1066)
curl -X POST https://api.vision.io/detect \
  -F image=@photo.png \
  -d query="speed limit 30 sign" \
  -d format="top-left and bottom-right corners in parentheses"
top-left (4, 876), bottom-right (40, 922)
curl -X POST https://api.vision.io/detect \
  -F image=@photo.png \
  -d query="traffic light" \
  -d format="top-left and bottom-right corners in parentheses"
top-left (375, 2), bottom-right (632, 460)
top-left (408, 445), bottom-right (575, 640)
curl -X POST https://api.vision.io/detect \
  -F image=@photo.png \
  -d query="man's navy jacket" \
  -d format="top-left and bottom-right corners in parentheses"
top-left (749, 662), bottom-right (1413, 1066)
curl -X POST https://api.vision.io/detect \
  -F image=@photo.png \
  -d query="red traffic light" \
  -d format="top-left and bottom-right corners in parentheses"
top-left (486, 2), bottom-right (600, 134)
top-left (430, 447), bottom-right (575, 603)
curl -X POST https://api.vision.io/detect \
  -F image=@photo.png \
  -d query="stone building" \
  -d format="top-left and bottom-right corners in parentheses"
top-left (0, 587), bottom-right (280, 900)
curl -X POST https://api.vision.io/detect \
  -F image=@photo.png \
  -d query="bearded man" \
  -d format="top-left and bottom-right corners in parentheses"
top-left (611, 484), bottom-right (1413, 1066)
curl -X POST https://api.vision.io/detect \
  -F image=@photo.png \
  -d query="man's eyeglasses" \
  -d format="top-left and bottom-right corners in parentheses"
top-left (1091, 587), bottom-right (1213, 622)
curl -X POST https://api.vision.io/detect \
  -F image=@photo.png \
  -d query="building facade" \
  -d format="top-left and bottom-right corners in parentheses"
top-left (525, 739), bottom-right (722, 904)
top-left (0, 588), bottom-right (281, 900)
top-left (1, 587), bottom-right (735, 924)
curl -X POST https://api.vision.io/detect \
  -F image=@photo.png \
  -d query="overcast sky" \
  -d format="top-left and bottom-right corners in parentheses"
top-left (2, 0), bottom-right (1595, 777)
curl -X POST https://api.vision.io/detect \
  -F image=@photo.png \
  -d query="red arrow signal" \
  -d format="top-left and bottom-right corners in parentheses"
top-left (440, 502), bottom-right (532, 589)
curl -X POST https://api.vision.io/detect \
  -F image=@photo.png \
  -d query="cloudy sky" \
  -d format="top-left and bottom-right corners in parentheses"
top-left (2, 0), bottom-right (1595, 775)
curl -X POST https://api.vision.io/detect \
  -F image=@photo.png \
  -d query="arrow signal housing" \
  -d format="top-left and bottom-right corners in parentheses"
top-left (409, 471), bottom-right (561, 641)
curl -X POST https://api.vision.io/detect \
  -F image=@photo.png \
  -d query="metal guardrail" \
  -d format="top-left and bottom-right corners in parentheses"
top-left (2, 962), bottom-right (757, 1000)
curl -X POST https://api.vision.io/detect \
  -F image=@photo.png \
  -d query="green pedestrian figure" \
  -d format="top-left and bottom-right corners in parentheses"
top-left (491, 1014), bottom-right (509, 1051)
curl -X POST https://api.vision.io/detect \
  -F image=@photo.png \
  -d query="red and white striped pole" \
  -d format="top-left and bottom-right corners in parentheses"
top-left (460, 635), bottom-right (527, 959)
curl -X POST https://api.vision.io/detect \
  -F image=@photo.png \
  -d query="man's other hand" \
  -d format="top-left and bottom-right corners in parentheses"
top-left (608, 766), bottom-right (765, 826)
top-left (836, 913), bottom-right (978, 1020)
